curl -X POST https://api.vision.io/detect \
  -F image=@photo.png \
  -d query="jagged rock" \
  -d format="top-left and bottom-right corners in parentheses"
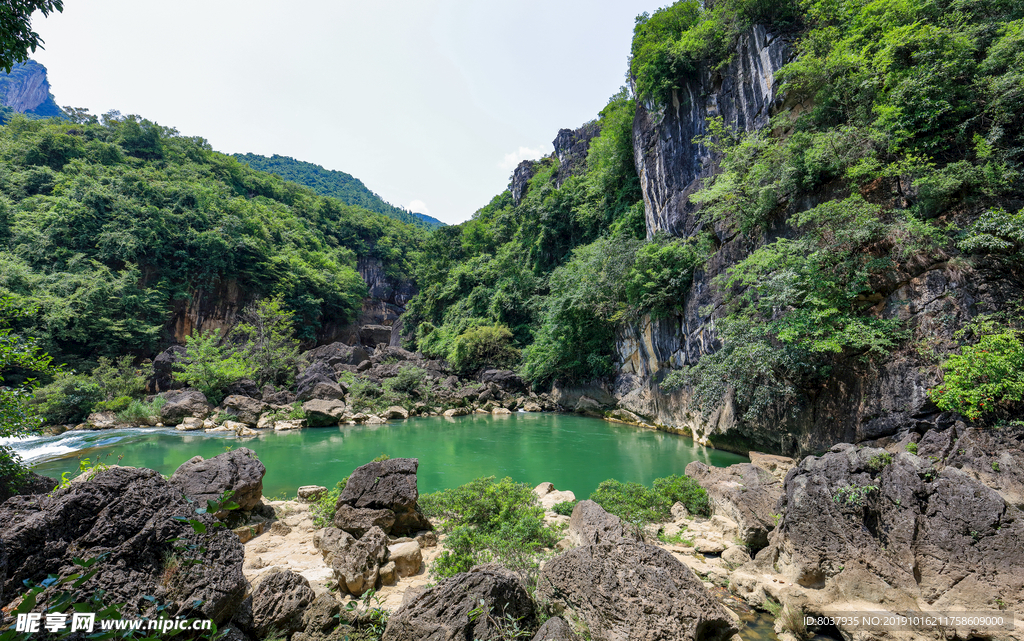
top-left (334, 504), bottom-right (396, 538)
top-left (360, 325), bottom-right (393, 346)
top-left (443, 407), bottom-right (470, 417)
top-left (0, 467), bottom-right (246, 624)
top-left (298, 485), bottom-right (328, 501)
top-left (537, 541), bottom-right (736, 641)
top-left (274, 419), bottom-right (306, 430)
top-left (752, 440), bottom-right (1024, 614)
top-left (86, 411), bottom-right (118, 429)
top-left (372, 346), bottom-right (419, 363)
top-left (366, 415), bottom-right (387, 425)
top-left (748, 452), bottom-right (797, 482)
top-left (337, 458), bottom-right (431, 535)
top-left (523, 402), bottom-right (543, 412)
top-left (224, 379), bottom-right (261, 398)
top-left (574, 396), bottom-right (604, 416)
top-left (383, 406), bottom-right (409, 420)
top-left (387, 541), bottom-right (422, 577)
top-left (223, 395), bottom-right (267, 425)
top-left (298, 593), bottom-right (344, 640)
top-left (261, 386), bottom-right (296, 405)
top-left (567, 500), bottom-right (639, 546)
top-left (304, 342), bottom-right (370, 369)
top-left (316, 526), bottom-right (389, 596)
top-left (176, 416), bottom-right (205, 431)
top-left (415, 530), bottom-right (438, 548)
top-left (383, 565), bottom-right (535, 641)
top-left (356, 360), bottom-right (372, 372)
top-left (252, 570), bottom-right (315, 637)
top-left (379, 560), bottom-right (398, 585)
top-left (684, 461), bottom-right (782, 551)
top-left (148, 345), bottom-right (186, 393)
top-left (722, 546), bottom-right (751, 566)
top-left (492, 407), bottom-right (512, 415)
top-left (302, 399), bottom-right (348, 427)
top-left (159, 389), bottom-right (213, 423)
top-left (170, 448), bottom-right (266, 513)
top-left (222, 420), bottom-right (249, 433)
top-left (256, 413), bottom-right (275, 429)
top-left (0, 470), bottom-right (56, 504)
top-left (670, 502), bottom-right (690, 520)
top-left (296, 362), bottom-right (346, 401)
top-left (454, 385), bottom-right (484, 403)
top-left (532, 617), bottom-right (581, 641)
top-left (479, 369), bottom-right (526, 392)
top-left (233, 522), bottom-right (265, 543)
top-left (534, 482), bottom-right (576, 511)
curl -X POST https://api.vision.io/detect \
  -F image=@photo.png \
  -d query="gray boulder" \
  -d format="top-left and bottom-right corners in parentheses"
top-left (315, 526), bottom-right (389, 597)
top-left (684, 461), bottom-right (782, 551)
top-left (337, 458), bottom-right (431, 535)
top-left (224, 379), bottom-right (261, 398)
top-left (302, 399), bottom-right (348, 427)
top-left (159, 389), bottom-right (213, 423)
top-left (333, 503), bottom-right (396, 538)
top-left (304, 342), bottom-right (370, 369)
top-left (479, 369), bottom-right (526, 392)
top-left (383, 565), bottom-right (535, 641)
top-left (567, 500), bottom-right (639, 547)
top-left (222, 395), bottom-right (267, 426)
top-left (296, 362), bottom-right (346, 401)
top-left (0, 467), bottom-right (246, 624)
top-left (360, 325), bottom-right (392, 346)
top-left (532, 617), bottom-right (581, 641)
top-left (148, 345), bottom-right (186, 393)
top-left (537, 541), bottom-right (736, 641)
top-left (170, 448), bottom-right (266, 514)
top-left (251, 570), bottom-right (315, 637)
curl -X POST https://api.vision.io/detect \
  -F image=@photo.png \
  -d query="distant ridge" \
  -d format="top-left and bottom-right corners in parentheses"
top-left (234, 153), bottom-right (444, 229)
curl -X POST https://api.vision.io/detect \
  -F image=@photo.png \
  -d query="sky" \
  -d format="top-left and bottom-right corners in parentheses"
top-left (31, 0), bottom-right (665, 225)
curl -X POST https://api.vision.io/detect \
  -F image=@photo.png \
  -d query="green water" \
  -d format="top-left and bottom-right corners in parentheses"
top-left (18, 413), bottom-right (747, 498)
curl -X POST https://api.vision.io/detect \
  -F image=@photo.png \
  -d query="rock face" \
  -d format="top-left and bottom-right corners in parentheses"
top-left (169, 448), bottom-right (266, 513)
top-left (159, 389), bottom-right (213, 423)
top-left (303, 342), bottom-right (370, 370)
top-left (532, 617), bottom-right (581, 641)
top-left (684, 461), bottom-right (782, 551)
top-left (552, 121), bottom-right (601, 187)
top-left (750, 433), bottom-right (1024, 614)
top-left (251, 570), bottom-right (315, 637)
top-left (383, 565), bottom-right (535, 641)
top-left (537, 541), bottom-right (736, 641)
top-left (0, 467), bottom-right (246, 623)
top-left (296, 362), bottom-right (346, 401)
top-left (333, 504), bottom-right (396, 538)
top-left (315, 526), bottom-right (389, 597)
top-left (567, 500), bottom-right (639, 547)
top-left (336, 458), bottom-right (431, 536)
top-left (222, 395), bottom-right (267, 425)
top-left (0, 60), bottom-right (61, 116)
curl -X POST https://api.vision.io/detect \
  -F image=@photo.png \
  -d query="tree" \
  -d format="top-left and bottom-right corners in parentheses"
top-left (231, 297), bottom-right (302, 387)
top-left (0, 0), bottom-right (64, 73)
top-left (173, 330), bottom-right (253, 404)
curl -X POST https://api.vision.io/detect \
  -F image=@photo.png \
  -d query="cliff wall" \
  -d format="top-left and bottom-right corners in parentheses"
top-left (0, 60), bottom-right (61, 117)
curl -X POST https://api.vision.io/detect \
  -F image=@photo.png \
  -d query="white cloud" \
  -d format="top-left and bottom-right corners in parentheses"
top-left (408, 199), bottom-right (431, 215)
top-left (500, 146), bottom-right (546, 170)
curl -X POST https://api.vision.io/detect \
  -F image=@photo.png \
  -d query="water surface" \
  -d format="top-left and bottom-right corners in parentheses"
top-left (14, 413), bottom-right (748, 498)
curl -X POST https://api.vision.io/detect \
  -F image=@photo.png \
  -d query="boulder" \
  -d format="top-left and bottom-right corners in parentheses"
top-left (86, 411), bottom-right (118, 429)
top-left (371, 346), bottom-right (420, 363)
top-left (302, 399), bottom-right (348, 427)
top-left (492, 407), bottom-right (512, 415)
top-left (223, 395), bottom-right (267, 425)
top-left (537, 541), bottom-right (736, 641)
top-left (383, 565), bottom-right (535, 641)
top-left (523, 402), bottom-right (543, 412)
top-left (0, 467), bottom-right (246, 624)
top-left (274, 419), bottom-right (306, 431)
top-left (748, 451), bottom-right (797, 482)
top-left (574, 396), bottom-right (604, 416)
top-left (148, 345), bottom-right (185, 393)
top-left (170, 448), bottom-right (266, 513)
top-left (383, 406), bottom-right (409, 420)
top-left (568, 500), bottom-right (639, 547)
top-left (224, 379), bottom-right (261, 399)
top-left (298, 593), bottom-right (344, 640)
top-left (316, 526), bottom-right (389, 596)
top-left (533, 482), bottom-right (576, 511)
top-left (334, 504), bottom-right (396, 538)
top-left (251, 570), bottom-right (315, 637)
top-left (176, 417), bottom-right (205, 431)
top-left (478, 369), bottom-right (526, 392)
top-left (298, 485), bottom-right (328, 501)
top-left (684, 461), bottom-right (782, 551)
top-left (303, 342), bottom-right (370, 369)
top-left (360, 325), bottom-right (393, 346)
top-left (532, 617), bottom-right (581, 641)
top-left (337, 458), bottom-right (432, 535)
top-left (296, 362), bottom-right (346, 402)
top-left (443, 407), bottom-right (470, 417)
top-left (159, 389), bottom-right (213, 423)
top-left (387, 541), bottom-right (422, 577)
top-left (261, 385), bottom-right (296, 405)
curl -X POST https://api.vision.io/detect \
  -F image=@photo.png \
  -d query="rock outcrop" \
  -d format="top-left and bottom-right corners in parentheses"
top-left (0, 60), bottom-right (61, 116)
top-left (567, 500), bottom-right (640, 547)
top-left (0, 467), bottom-right (246, 623)
top-left (383, 565), bottom-right (535, 641)
top-left (315, 526), bottom-right (389, 597)
top-left (335, 458), bottom-right (432, 536)
top-left (170, 448), bottom-right (266, 514)
top-left (684, 461), bottom-right (782, 551)
top-left (251, 570), bottom-right (315, 637)
top-left (159, 389), bottom-right (213, 423)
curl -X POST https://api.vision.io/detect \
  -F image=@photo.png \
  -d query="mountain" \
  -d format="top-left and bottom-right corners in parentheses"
top-left (234, 153), bottom-right (444, 229)
top-left (0, 60), bottom-right (61, 120)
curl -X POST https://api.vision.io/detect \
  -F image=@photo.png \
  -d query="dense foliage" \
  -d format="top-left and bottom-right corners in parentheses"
top-left (234, 153), bottom-right (443, 229)
top-left (589, 475), bottom-right (711, 527)
top-left (0, 1), bottom-right (63, 72)
top-left (0, 112), bottom-right (426, 370)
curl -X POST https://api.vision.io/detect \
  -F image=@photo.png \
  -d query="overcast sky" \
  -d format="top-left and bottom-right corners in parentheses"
top-left (32, 0), bottom-right (663, 225)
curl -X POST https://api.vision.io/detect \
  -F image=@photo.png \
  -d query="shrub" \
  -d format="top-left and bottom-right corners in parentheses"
top-left (867, 452), bottom-right (894, 472)
top-left (419, 477), bottom-right (558, 581)
top-left (928, 324), bottom-right (1024, 420)
top-left (311, 478), bottom-right (348, 529)
top-left (91, 355), bottom-right (149, 401)
top-left (652, 474), bottom-right (711, 517)
top-left (906, 442), bottom-right (918, 454)
top-left (231, 297), bottom-right (303, 387)
top-left (92, 396), bottom-right (133, 413)
top-left (174, 329), bottom-right (255, 405)
top-left (449, 324), bottom-right (520, 375)
top-left (116, 397), bottom-right (166, 425)
top-left (35, 371), bottom-right (101, 425)
top-left (382, 364), bottom-right (429, 397)
top-left (590, 474), bottom-right (712, 526)
top-left (551, 500), bottom-right (576, 516)
top-left (625, 232), bottom-right (714, 318)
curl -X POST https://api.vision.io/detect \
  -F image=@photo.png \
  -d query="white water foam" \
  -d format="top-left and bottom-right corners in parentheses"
top-left (2, 429), bottom-right (156, 463)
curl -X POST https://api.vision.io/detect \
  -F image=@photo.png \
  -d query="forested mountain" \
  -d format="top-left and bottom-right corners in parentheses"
top-left (0, 112), bottom-right (425, 370)
top-left (405, 0), bottom-right (1024, 455)
top-left (234, 153), bottom-right (444, 229)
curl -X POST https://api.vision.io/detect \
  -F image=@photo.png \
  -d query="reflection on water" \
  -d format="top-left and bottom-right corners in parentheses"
top-left (13, 413), bottom-right (748, 498)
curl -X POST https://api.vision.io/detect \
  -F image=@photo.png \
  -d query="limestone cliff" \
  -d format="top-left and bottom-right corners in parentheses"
top-left (610, 25), bottom-right (1024, 457)
top-left (0, 60), bottom-right (61, 117)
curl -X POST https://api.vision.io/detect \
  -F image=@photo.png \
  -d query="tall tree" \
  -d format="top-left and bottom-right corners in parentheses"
top-left (0, 1), bottom-right (64, 72)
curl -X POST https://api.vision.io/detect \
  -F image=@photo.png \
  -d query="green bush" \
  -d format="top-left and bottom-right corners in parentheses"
top-left (419, 477), bottom-right (558, 580)
top-left (230, 297), bottom-right (303, 387)
top-left (590, 474), bottom-right (711, 526)
top-left (91, 355), bottom-right (149, 401)
top-left (652, 474), bottom-right (711, 517)
top-left (929, 321), bottom-right (1024, 421)
top-left (449, 324), bottom-right (520, 375)
top-left (173, 329), bottom-right (255, 405)
top-left (551, 500), bottom-right (576, 516)
top-left (115, 396), bottom-right (166, 425)
top-left (906, 442), bottom-right (918, 454)
top-left (92, 396), bottom-right (133, 413)
top-left (311, 478), bottom-right (349, 529)
top-left (625, 232), bottom-right (714, 318)
top-left (35, 371), bottom-right (101, 425)
top-left (382, 364), bottom-right (429, 397)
